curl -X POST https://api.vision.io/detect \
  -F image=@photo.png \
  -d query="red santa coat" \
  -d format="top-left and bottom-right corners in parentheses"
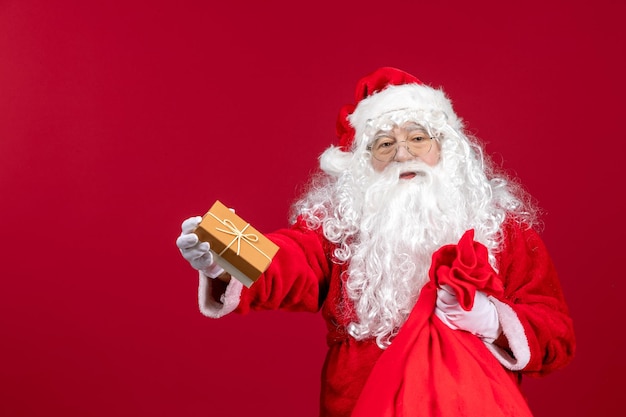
top-left (199, 218), bottom-right (575, 417)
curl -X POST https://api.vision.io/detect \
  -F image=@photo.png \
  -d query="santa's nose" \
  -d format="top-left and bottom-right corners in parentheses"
top-left (394, 143), bottom-right (415, 162)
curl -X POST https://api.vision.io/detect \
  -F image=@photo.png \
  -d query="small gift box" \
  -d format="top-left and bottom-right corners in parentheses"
top-left (194, 200), bottom-right (279, 288)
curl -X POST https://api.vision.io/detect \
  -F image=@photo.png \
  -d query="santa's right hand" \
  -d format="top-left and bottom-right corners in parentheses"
top-left (176, 216), bottom-right (224, 278)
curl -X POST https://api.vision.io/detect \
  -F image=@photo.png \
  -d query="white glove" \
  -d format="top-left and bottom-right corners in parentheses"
top-left (434, 284), bottom-right (502, 343)
top-left (176, 216), bottom-right (224, 278)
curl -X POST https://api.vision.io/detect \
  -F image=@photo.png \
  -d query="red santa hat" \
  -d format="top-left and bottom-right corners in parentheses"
top-left (337, 67), bottom-right (462, 152)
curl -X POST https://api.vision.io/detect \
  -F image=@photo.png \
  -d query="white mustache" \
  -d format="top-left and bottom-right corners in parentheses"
top-left (388, 160), bottom-right (432, 174)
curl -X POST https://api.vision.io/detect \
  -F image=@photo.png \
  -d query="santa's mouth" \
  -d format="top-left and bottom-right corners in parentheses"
top-left (399, 171), bottom-right (422, 180)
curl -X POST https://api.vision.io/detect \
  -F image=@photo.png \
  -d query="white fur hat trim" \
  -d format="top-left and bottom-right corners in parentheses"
top-left (348, 83), bottom-right (461, 149)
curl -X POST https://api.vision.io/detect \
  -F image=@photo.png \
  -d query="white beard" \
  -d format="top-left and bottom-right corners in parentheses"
top-left (294, 137), bottom-right (527, 348)
top-left (344, 160), bottom-right (477, 348)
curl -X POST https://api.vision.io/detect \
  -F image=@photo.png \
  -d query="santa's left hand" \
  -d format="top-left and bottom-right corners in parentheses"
top-left (434, 285), bottom-right (502, 343)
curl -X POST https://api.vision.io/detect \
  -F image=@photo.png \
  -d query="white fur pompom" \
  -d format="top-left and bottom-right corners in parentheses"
top-left (319, 146), bottom-right (354, 177)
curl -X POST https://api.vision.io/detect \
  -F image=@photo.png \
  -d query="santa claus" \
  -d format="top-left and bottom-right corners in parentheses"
top-left (176, 67), bottom-right (575, 417)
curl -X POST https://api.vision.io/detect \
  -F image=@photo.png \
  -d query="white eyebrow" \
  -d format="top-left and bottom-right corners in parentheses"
top-left (371, 122), bottom-right (428, 141)
top-left (373, 129), bottom-right (393, 140)
top-left (401, 122), bottom-right (427, 132)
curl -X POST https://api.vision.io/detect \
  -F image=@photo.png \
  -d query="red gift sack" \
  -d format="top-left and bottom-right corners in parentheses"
top-left (351, 230), bottom-right (533, 417)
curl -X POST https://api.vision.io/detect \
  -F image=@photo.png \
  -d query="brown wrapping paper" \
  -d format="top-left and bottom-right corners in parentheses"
top-left (194, 200), bottom-right (279, 287)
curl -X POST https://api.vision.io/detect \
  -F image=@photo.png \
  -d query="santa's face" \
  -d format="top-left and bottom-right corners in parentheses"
top-left (369, 123), bottom-right (441, 173)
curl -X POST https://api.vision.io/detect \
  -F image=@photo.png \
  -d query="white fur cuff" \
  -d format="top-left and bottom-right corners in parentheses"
top-left (483, 297), bottom-right (531, 371)
top-left (198, 271), bottom-right (243, 318)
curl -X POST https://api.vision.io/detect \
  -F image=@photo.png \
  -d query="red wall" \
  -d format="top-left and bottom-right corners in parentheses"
top-left (1, 1), bottom-right (623, 416)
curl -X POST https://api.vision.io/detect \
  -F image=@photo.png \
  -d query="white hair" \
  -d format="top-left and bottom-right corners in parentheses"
top-left (291, 95), bottom-right (538, 348)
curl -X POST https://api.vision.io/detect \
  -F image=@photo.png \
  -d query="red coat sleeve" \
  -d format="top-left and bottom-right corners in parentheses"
top-left (495, 221), bottom-right (576, 376)
top-left (235, 218), bottom-right (333, 314)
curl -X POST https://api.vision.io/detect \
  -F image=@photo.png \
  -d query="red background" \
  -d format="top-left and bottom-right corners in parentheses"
top-left (1, 1), bottom-right (624, 416)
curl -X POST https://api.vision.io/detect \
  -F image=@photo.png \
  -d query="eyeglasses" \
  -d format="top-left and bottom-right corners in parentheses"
top-left (367, 133), bottom-right (435, 162)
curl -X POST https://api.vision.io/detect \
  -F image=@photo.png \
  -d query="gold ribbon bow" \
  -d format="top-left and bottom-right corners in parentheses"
top-left (207, 212), bottom-right (271, 261)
